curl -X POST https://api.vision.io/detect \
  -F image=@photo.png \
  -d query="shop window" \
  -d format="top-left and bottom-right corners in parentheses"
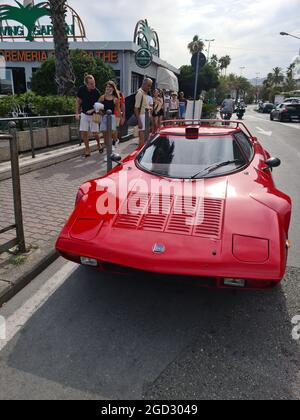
top-left (131, 72), bottom-right (143, 94)
top-left (0, 69), bottom-right (14, 95)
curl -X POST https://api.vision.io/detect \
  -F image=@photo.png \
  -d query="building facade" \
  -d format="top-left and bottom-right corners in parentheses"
top-left (0, 40), bottom-right (179, 96)
top-left (0, 2), bottom-right (179, 96)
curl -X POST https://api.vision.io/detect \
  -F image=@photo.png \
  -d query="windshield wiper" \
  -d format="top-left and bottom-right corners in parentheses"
top-left (191, 159), bottom-right (244, 179)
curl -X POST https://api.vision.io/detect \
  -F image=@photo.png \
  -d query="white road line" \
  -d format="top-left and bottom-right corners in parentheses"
top-left (247, 114), bottom-right (300, 130)
top-left (256, 127), bottom-right (272, 136)
top-left (0, 261), bottom-right (77, 352)
top-left (280, 123), bottom-right (300, 130)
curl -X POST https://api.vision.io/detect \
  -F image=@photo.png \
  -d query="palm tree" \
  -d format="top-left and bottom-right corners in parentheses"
top-left (210, 54), bottom-right (219, 69)
top-left (285, 63), bottom-right (297, 91)
top-left (188, 35), bottom-right (205, 55)
top-left (48, 0), bottom-right (75, 95)
top-left (219, 56), bottom-right (231, 76)
top-left (287, 63), bottom-right (296, 79)
top-left (272, 67), bottom-right (284, 87)
top-left (263, 72), bottom-right (274, 88)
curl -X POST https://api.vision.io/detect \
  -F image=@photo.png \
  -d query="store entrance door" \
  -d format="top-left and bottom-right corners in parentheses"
top-left (12, 68), bottom-right (27, 94)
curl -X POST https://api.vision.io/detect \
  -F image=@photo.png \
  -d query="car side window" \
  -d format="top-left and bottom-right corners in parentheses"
top-left (234, 131), bottom-right (253, 161)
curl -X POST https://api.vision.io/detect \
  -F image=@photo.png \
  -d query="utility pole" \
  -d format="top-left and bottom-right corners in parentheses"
top-left (205, 39), bottom-right (215, 62)
top-left (256, 72), bottom-right (260, 102)
top-left (193, 51), bottom-right (200, 119)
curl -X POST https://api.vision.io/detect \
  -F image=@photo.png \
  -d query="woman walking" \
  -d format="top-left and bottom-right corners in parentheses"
top-left (100, 81), bottom-right (120, 161)
top-left (152, 89), bottom-right (164, 134)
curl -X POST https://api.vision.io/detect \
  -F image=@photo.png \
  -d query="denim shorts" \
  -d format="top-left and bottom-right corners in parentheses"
top-left (100, 114), bottom-right (117, 132)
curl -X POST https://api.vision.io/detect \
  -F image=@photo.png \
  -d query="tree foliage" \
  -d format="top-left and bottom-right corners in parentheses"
top-left (215, 74), bottom-right (255, 104)
top-left (187, 35), bottom-right (205, 55)
top-left (260, 64), bottom-right (297, 102)
top-left (31, 50), bottom-right (115, 96)
top-left (178, 64), bottom-right (219, 99)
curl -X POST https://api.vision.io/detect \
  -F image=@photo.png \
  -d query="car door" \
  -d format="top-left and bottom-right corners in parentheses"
top-left (274, 104), bottom-right (283, 120)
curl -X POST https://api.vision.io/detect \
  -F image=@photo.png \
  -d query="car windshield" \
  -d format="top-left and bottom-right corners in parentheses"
top-left (136, 135), bottom-right (247, 179)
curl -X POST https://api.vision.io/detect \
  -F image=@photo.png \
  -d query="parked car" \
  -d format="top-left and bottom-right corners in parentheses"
top-left (56, 120), bottom-right (291, 291)
top-left (283, 97), bottom-right (300, 104)
top-left (258, 102), bottom-right (274, 113)
top-left (270, 103), bottom-right (300, 122)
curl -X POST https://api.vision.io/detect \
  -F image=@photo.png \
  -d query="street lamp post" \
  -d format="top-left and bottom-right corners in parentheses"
top-left (205, 39), bottom-right (215, 61)
top-left (280, 32), bottom-right (300, 41)
top-left (256, 72), bottom-right (260, 103)
top-left (193, 51), bottom-right (200, 119)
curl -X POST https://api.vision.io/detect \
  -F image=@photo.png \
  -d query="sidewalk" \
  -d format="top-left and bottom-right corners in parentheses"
top-left (0, 137), bottom-right (139, 305)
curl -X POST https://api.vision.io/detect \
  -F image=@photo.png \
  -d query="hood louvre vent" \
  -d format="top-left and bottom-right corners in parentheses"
top-left (113, 193), bottom-right (224, 239)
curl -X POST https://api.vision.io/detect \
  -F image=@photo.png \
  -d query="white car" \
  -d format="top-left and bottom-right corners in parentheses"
top-left (283, 97), bottom-right (300, 104)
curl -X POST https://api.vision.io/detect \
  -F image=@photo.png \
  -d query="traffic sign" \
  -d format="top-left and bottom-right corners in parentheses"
top-left (191, 53), bottom-right (207, 72)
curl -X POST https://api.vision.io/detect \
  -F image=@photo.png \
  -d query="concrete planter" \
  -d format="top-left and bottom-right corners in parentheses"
top-left (17, 129), bottom-right (47, 153)
top-left (0, 125), bottom-right (75, 162)
top-left (0, 137), bottom-right (11, 162)
top-left (47, 125), bottom-right (70, 146)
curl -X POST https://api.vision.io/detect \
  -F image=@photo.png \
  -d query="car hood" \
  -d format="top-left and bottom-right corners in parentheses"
top-left (72, 160), bottom-right (290, 244)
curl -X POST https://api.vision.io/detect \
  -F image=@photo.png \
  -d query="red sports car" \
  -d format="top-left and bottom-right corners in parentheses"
top-left (56, 120), bottom-right (292, 290)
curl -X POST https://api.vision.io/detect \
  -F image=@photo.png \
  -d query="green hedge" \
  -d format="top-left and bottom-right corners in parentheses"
top-left (202, 104), bottom-right (218, 119)
top-left (0, 93), bottom-right (75, 118)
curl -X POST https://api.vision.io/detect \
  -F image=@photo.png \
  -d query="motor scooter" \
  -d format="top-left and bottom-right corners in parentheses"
top-left (236, 105), bottom-right (246, 120)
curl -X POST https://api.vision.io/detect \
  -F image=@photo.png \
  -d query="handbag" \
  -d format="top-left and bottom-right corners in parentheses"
top-left (92, 113), bottom-right (101, 124)
top-left (127, 95), bottom-right (144, 126)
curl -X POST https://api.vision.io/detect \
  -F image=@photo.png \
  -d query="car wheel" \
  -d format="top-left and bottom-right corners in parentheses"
top-left (270, 114), bottom-right (274, 121)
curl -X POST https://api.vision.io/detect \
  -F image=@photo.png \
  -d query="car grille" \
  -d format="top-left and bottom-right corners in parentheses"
top-left (113, 193), bottom-right (224, 239)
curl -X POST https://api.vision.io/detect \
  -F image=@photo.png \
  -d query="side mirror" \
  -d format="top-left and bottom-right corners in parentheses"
top-left (263, 157), bottom-right (281, 172)
top-left (110, 153), bottom-right (122, 165)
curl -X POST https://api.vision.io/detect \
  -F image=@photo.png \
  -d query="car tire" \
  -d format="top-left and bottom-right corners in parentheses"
top-left (270, 114), bottom-right (274, 121)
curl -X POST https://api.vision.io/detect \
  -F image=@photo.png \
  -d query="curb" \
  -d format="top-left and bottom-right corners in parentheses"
top-left (0, 132), bottom-right (134, 182)
top-left (0, 142), bottom-right (100, 182)
top-left (0, 137), bottom-right (138, 306)
top-left (0, 249), bottom-right (59, 307)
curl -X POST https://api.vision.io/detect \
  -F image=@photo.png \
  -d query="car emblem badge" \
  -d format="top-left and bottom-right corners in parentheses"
top-left (153, 244), bottom-right (166, 254)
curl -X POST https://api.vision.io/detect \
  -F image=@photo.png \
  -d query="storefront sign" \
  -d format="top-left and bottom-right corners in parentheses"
top-left (0, 24), bottom-right (74, 38)
top-left (0, 49), bottom-right (119, 63)
top-left (135, 48), bottom-right (153, 69)
top-left (85, 51), bottom-right (119, 63)
top-left (0, 0), bottom-right (85, 41)
top-left (134, 19), bottom-right (160, 57)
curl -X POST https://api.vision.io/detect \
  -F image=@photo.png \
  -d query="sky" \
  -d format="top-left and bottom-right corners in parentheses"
top-left (2, 0), bottom-right (300, 78)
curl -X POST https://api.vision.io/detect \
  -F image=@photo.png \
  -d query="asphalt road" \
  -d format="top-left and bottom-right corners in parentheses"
top-left (0, 108), bottom-right (300, 400)
top-left (244, 105), bottom-right (300, 268)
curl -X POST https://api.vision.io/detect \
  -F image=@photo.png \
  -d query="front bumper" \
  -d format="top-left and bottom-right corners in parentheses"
top-left (56, 228), bottom-right (287, 290)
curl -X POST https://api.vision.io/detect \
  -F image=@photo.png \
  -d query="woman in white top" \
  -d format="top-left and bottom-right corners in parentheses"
top-left (170, 92), bottom-right (179, 119)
